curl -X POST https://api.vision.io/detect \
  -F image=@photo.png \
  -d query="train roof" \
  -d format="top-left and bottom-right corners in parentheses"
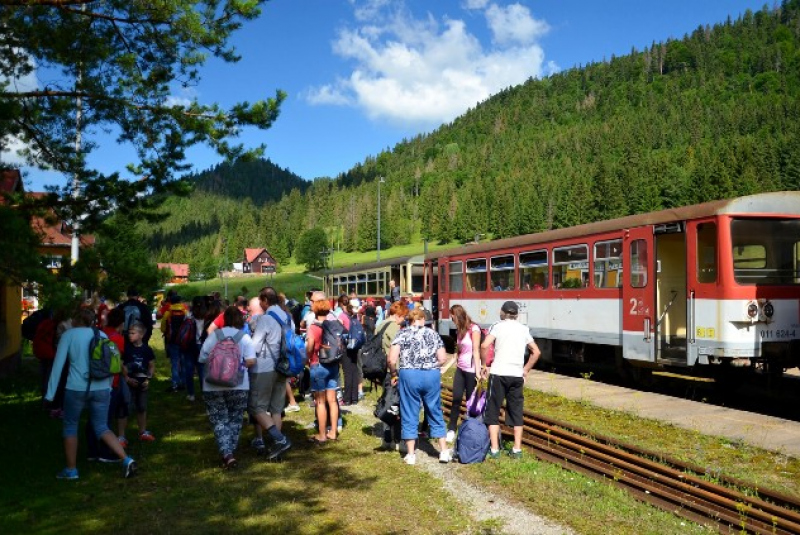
top-left (323, 254), bottom-right (425, 276)
top-left (427, 191), bottom-right (800, 260)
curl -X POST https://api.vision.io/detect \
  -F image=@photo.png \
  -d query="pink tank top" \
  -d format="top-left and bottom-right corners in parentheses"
top-left (457, 324), bottom-right (480, 372)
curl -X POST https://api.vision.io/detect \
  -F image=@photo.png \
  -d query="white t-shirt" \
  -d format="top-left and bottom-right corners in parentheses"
top-left (488, 320), bottom-right (533, 378)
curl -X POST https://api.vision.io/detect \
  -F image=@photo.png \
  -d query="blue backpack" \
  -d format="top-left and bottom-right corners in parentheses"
top-left (268, 311), bottom-right (305, 377)
top-left (455, 416), bottom-right (490, 464)
top-left (346, 315), bottom-right (366, 350)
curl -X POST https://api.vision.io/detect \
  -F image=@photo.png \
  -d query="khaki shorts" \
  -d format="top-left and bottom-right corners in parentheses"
top-left (248, 371), bottom-right (287, 416)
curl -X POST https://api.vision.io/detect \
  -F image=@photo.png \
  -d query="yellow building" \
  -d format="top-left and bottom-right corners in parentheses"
top-left (0, 170), bottom-right (24, 375)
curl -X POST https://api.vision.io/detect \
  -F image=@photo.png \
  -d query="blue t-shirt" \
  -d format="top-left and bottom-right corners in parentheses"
top-left (124, 344), bottom-right (156, 376)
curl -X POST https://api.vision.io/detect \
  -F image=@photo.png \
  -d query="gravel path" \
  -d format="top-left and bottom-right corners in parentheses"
top-left (343, 402), bottom-right (574, 535)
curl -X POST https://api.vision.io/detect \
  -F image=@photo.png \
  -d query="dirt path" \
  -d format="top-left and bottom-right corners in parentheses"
top-left (344, 402), bottom-right (574, 535)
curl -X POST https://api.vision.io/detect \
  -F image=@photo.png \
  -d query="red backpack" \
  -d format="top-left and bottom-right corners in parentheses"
top-left (32, 318), bottom-right (57, 360)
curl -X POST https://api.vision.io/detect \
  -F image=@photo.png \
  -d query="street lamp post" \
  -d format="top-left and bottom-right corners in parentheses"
top-left (222, 238), bottom-right (229, 301)
top-left (377, 176), bottom-right (385, 261)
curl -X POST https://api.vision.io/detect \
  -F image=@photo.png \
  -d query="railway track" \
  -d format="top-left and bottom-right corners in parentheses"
top-left (440, 386), bottom-right (800, 534)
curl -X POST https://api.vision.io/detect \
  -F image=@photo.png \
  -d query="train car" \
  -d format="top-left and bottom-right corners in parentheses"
top-left (322, 255), bottom-right (425, 302)
top-left (423, 192), bottom-right (800, 380)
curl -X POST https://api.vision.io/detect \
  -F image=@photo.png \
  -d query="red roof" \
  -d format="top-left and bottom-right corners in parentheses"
top-left (245, 248), bottom-right (267, 263)
top-left (157, 263), bottom-right (189, 277)
top-left (27, 191), bottom-right (95, 248)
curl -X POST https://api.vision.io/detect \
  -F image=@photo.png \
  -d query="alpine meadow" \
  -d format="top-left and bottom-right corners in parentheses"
top-left (144, 3), bottom-right (800, 273)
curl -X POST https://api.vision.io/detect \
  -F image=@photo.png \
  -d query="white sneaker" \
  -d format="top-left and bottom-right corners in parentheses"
top-left (446, 430), bottom-right (456, 444)
top-left (285, 404), bottom-right (300, 413)
top-left (403, 453), bottom-right (416, 465)
top-left (439, 449), bottom-right (453, 463)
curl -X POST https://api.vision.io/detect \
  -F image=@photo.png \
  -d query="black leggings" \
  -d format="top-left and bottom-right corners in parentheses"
top-left (448, 367), bottom-right (477, 431)
top-left (341, 348), bottom-right (360, 404)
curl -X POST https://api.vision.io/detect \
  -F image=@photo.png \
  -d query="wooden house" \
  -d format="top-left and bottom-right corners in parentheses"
top-left (157, 263), bottom-right (190, 285)
top-left (243, 248), bottom-right (277, 274)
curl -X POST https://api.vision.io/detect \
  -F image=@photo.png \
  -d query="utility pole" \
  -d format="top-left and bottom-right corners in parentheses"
top-left (70, 7), bottom-right (85, 265)
top-left (377, 176), bottom-right (385, 261)
top-left (223, 238), bottom-right (229, 301)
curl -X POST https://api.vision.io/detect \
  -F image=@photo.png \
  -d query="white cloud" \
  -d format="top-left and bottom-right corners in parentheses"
top-left (164, 86), bottom-right (198, 108)
top-left (462, 0), bottom-right (489, 10)
top-left (485, 3), bottom-right (549, 45)
top-left (305, 1), bottom-right (553, 127)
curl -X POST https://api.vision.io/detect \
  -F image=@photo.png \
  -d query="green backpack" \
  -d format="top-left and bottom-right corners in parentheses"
top-left (88, 328), bottom-right (122, 380)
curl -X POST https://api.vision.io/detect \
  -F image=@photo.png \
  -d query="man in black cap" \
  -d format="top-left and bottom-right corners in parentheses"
top-left (480, 300), bottom-right (540, 460)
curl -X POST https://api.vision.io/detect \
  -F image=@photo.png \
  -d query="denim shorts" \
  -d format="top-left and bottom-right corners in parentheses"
top-left (63, 388), bottom-right (111, 438)
top-left (310, 363), bottom-right (339, 392)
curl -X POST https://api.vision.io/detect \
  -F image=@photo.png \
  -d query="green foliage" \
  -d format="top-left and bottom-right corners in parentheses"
top-left (143, 4), bottom-right (800, 269)
top-left (96, 217), bottom-right (162, 299)
top-left (0, 205), bottom-right (47, 284)
top-left (295, 227), bottom-right (328, 271)
top-left (0, 0), bottom-right (284, 229)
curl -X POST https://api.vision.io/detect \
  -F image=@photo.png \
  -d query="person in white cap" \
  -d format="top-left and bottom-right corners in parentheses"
top-left (480, 301), bottom-right (540, 460)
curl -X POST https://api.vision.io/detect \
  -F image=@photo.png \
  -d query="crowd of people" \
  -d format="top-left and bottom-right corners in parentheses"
top-left (28, 281), bottom-right (540, 479)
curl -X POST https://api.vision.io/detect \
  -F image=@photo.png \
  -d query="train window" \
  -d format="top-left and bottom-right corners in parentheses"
top-left (697, 223), bottom-right (717, 284)
top-left (630, 239), bottom-right (648, 288)
top-left (490, 255), bottom-right (515, 291)
top-left (449, 262), bottom-right (463, 293)
top-left (731, 219), bottom-right (800, 285)
top-left (519, 250), bottom-right (548, 290)
top-left (357, 274), bottom-right (368, 296)
top-left (552, 245), bottom-right (588, 289)
top-left (347, 275), bottom-right (356, 295)
top-left (594, 240), bottom-right (622, 288)
top-left (367, 273), bottom-right (378, 296)
top-left (411, 264), bottom-right (425, 293)
top-left (466, 259), bottom-right (488, 292)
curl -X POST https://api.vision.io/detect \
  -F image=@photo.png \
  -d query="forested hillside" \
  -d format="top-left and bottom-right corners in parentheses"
top-left (145, 2), bottom-right (800, 275)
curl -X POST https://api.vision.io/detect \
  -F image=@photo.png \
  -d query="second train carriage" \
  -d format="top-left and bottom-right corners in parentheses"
top-left (422, 192), bottom-right (800, 378)
top-left (322, 255), bottom-right (425, 302)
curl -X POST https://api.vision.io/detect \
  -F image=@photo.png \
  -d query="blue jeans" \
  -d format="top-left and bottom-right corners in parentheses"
top-left (166, 343), bottom-right (182, 387)
top-left (63, 388), bottom-right (111, 438)
top-left (182, 349), bottom-right (204, 397)
top-left (397, 369), bottom-right (446, 441)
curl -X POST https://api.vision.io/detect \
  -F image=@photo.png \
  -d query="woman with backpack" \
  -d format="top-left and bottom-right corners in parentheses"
top-left (387, 307), bottom-right (450, 465)
top-left (46, 307), bottom-right (137, 480)
top-left (198, 306), bottom-right (257, 469)
top-left (337, 294), bottom-right (361, 406)
top-left (306, 295), bottom-right (341, 443)
top-left (445, 304), bottom-right (482, 444)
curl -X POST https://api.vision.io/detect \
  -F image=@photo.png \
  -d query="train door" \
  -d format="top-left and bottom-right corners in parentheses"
top-left (622, 227), bottom-right (655, 362)
top-left (654, 223), bottom-right (688, 365)
top-left (439, 257), bottom-right (450, 324)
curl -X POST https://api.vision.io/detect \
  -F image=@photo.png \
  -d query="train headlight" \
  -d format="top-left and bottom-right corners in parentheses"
top-left (747, 302), bottom-right (759, 319)
top-left (763, 302), bottom-right (774, 318)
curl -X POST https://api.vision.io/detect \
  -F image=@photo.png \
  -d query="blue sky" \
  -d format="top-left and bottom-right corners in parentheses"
top-left (15, 0), bottom-right (767, 191)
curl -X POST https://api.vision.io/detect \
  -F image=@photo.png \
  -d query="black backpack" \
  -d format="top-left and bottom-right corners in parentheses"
top-left (318, 319), bottom-right (347, 364)
top-left (361, 321), bottom-right (392, 382)
top-left (374, 379), bottom-right (400, 425)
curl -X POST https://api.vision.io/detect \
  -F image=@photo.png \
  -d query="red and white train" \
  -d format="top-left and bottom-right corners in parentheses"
top-left (422, 192), bottom-right (800, 379)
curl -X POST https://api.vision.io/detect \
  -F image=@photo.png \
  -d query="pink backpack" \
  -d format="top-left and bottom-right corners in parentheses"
top-left (205, 330), bottom-right (246, 387)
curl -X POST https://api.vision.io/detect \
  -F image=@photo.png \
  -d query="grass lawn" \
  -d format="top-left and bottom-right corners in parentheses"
top-left (440, 369), bottom-right (800, 535)
top-left (169, 272), bottom-right (321, 303)
top-left (0, 339), bottom-right (472, 535)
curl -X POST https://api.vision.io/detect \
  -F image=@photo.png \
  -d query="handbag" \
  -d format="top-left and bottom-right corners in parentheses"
top-left (466, 379), bottom-right (486, 417)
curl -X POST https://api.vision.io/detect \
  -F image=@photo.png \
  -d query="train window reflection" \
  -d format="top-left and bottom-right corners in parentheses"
top-left (731, 219), bottom-right (800, 285)
top-left (367, 273), bottom-right (378, 296)
top-left (630, 239), bottom-right (648, 288)
top-left (697, 223), bottom-right (717, 284)
top-left (490, 255), bottom-right (514, 291)
top-left (466, 259), bottom-right (488, 292)
top-left (553, 245), bottom-right (588, 289)
top-left (594, 239), bottom-right (622, 288)
top-left (519, 250), bottom-right (548, 290)
top-left (448, 262), bottom-right (463, 293)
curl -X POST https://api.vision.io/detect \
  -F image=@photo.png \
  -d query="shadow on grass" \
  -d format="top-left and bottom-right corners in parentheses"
top-left (0, 357), bottom-right (378, 534)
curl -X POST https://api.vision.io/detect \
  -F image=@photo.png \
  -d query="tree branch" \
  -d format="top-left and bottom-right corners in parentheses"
top-left (1, 0), bottom-right (94, 6)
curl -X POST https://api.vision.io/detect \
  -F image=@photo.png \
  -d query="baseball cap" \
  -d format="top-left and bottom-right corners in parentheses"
top-left (501, 301), bottom-right (519, 315)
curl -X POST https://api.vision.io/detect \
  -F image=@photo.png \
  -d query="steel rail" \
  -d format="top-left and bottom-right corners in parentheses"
top-left (441, 387), bottom-right (800, 534)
